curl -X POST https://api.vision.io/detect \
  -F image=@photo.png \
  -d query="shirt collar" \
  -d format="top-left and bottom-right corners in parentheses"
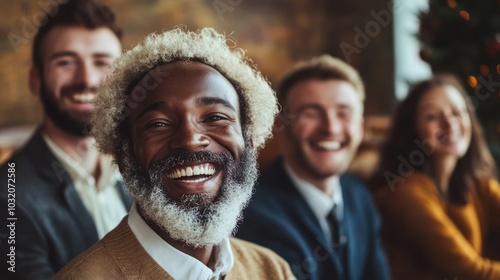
top-left (283, 161), bottom-right (344, 220)
top-left (42, 133), bottom-right (119, 190)
top-left (128, 203), bottom-right (234, 280)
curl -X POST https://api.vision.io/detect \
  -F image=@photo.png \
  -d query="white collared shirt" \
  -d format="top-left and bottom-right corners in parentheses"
top-left (128, 203), bottom-right (234, 280)
top-left (43, 133), bottom-right (127, 238)
top-left (284, 161), bottom-right (344, 243)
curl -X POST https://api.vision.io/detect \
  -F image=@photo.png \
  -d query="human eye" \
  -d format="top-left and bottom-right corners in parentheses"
top-left (95, 59), bottom-right (112, 68)
top-left (337, 108), bottom-right (352, 120)
top-left (205, 114), bottom-right (229, 123)
top-left (452, 109), bottom-right (462, 117)
top-left (454, 106), bottom-right (469, 117)
top-left (300, 108), bottom-right (321, 119)
top-left (54, 58), bottom-right (75, 68)
top-left (145, 120), bottom-right (171, 129)
top-left (424, 112), bottom-right (440, 121)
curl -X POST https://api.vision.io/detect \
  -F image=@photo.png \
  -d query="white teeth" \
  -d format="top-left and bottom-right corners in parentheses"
top-left (72, 93), bottom-right (95, 103)
top-left (181, 177), bottom-right (208, 183)
top-left (317, 141), bottom-right (341, 150)
top-left (439, 133), bottom-right (460, 143)
top-left (166, 163), bottom-right (217, 179)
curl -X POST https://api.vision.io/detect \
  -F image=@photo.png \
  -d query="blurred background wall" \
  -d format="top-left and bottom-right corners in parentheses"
top-left (0, 0), bottom-right (396, 125)
top-left (0, 0), bottom-right (401, 174)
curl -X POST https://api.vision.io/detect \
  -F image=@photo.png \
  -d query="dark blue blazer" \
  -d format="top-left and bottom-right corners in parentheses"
top-left (0, 128), bottom-right (133, 280)
top-left (236, 159), bottom-right (390, 280)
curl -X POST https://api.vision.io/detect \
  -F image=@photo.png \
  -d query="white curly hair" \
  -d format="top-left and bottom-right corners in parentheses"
top-left (92, 27), bottom-right (277, 157)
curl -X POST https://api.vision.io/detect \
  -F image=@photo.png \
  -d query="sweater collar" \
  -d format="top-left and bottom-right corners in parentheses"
top-left (128, 203), bottom-right (234, 280)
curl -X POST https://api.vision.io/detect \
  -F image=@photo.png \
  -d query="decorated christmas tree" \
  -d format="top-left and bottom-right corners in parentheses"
top-left (419, 0), bottom-right (500, 168)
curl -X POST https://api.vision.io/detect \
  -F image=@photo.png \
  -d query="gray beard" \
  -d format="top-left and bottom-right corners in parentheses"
top-left (119, 142), bottom-right (258, 248)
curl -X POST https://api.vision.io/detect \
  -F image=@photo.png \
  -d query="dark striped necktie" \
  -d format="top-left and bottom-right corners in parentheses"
top-left (327, 204), bottom-right (347, 249)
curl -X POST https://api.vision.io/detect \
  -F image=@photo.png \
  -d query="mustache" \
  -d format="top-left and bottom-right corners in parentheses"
top-left (60, 83), bottom-right (97, 97)
top-left (149, 150), bottom-right (233, 176)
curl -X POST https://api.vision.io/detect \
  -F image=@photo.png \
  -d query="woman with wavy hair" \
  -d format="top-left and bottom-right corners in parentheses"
top-left (370, 74), bottom-right (500, 279)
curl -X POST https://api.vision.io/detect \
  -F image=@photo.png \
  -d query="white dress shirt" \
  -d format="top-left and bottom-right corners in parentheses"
top-left (43, 133), bottom-right (127, 238)
top-left (284, 162), bottom-right (344, 243)
top-left (128, 203), bottom-right (234, 280)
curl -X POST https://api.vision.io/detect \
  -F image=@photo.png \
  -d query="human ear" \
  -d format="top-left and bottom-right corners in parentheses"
top-left (29, 67), bottom-right (41, 97)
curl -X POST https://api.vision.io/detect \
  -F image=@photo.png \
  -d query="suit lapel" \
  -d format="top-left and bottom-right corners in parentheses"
top-left (342, 195), bottom-right (354, 280)
top-left (25, 128), bottom-right (99, 244)
top-left (263, 159), bottom-right (345, 279)
top-left (263, 160), bottom-right (326, 239)
top-left (62, 181), bottom-right (99, 244)
top-left (340, 175), bottom-right (362, 280)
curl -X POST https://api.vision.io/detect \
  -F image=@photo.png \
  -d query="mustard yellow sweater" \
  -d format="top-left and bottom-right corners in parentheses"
top-left (54, 217), bottom-right (296, 280)
top-left (374, 172), bottom-right (500, 280)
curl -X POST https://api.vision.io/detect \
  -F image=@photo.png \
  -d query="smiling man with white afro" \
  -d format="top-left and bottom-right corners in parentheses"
top-left (93, 26), bottom-right (278, 158)
top-left (53, 27), bottom-right (295, 280)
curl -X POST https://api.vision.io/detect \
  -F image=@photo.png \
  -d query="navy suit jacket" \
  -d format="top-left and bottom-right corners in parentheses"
top-left (0, 128), bottom-right (133, 280)
top-left (236, 159), bottom-right (390, 280)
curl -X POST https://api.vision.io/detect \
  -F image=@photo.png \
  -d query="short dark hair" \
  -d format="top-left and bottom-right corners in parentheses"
top-left (277, 54), bottom-right (365, 110)
top-left (32, 0), bottom-right (122, 70)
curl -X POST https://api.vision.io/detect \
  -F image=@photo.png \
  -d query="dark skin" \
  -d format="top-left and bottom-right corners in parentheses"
top-left (125, 61), bottom-right (245, 266)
